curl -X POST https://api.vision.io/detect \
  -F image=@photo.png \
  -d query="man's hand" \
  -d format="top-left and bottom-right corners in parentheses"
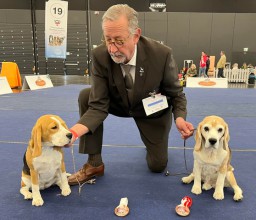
top-left (175, 117), bottom-right (194, 140)
top-left (64, 124), bottom-right (89, 147)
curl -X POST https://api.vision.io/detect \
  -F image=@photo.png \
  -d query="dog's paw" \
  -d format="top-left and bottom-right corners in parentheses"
top-left (20, 188), bottom-right (33, 200)
top-left (23, 192), bottom-right (33, 200)
top-left (61, 186), bottom-right (71, 196)
top-left (233, 191), bottom-right (243, 201)
top-left (191, 185), bottom-right (202, 195)
top-left (233, 194), bottom-right (243, 201)
top-left (32, 197), bottom-right (44, 206)
top-left (202, 182), bottom-right (212, 191)
top-left (213, 190), bottom-right (224, 200)
top-left (181, 176), bottom-right (192, 184)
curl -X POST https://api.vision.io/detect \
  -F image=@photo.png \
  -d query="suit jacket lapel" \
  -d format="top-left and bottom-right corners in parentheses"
top-left (112, 62), bottom-right (129, 106)
top-left (132, 42), bottom-right (148, 106)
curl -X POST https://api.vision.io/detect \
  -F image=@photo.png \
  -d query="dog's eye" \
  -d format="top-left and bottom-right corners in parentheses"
top-left (204, 126), bottom-right (209, 132)
top-left (218, 128), bottom-right (223, 133)
top-left (51, 126), bottom-right (58, 129)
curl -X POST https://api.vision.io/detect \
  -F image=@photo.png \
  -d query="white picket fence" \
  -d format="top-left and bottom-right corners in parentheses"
top-left (214, 69), bottom-right (250, 83)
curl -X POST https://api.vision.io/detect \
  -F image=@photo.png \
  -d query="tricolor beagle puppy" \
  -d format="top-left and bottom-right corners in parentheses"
top-left (20, 115), bottom-right (72, 206)
top-left (182, 115), bottom-right (243, 201)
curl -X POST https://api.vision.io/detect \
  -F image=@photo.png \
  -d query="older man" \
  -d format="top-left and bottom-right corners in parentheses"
top-left (67, 4), bottom-right (194, 185)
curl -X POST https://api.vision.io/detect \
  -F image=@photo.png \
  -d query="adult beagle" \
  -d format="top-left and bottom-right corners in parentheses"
top-left (20, 115), bottom-right (72, 206)
top-left (182, 115), bottom-right (243, 201)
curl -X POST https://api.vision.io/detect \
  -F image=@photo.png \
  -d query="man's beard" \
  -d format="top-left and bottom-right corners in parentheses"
top-left (110, 52), bottom-right (127, 64)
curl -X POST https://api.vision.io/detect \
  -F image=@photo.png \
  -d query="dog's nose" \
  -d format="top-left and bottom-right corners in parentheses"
top-left (209, 138), bottom-right (217, 145)
top-left (66, 133), bottom-right (72, 140)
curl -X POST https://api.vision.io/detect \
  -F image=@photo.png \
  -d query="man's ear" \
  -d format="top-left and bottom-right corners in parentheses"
top-left (133, 28), bottom-right (141, 44)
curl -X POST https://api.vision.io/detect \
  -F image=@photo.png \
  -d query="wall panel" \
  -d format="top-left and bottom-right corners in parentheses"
top-left (210, 13), bottom-right (235, 63)
top-left (167, 12), bottom-right (190, 69)
top-left (187, 13), bottom-right (212, 68)
top-left (144, 12), bottom-right (168, 44)
top-left (233, 13), bottom-right (256, 52)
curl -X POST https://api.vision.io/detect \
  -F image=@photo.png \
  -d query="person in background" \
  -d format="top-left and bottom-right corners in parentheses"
top-left (185, 64), bottom-right (197, 79)
top-left (199, 52), bottom-right (207, 77)
top-left (232, 63), bottom-right (239, 70)
top-left (205, 55), bottom-right (210, 77)
top-left (183, 64), bottom-right (197, 86)
top-left (241, 62), bottom-right (247, 69)
top-left (217, 51), bottom-right (226, 78)
top-left (247, 64), bottom-right (255, 75)
top-left (66, 4), bottom-right (194, 186)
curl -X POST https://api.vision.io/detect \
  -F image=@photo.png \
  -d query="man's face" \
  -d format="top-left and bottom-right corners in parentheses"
top-left (102, 16), bottom-right (141, 64)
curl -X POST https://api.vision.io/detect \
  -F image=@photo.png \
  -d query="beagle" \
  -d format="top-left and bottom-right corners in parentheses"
top-left (20, 115), bottom-right (72, 206)
top-left (182, 115), bottom-right (243, 201)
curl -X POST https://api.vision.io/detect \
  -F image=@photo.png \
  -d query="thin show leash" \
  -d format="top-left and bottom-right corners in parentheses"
top-left (70, 146), bottom-right (96, 196)
top-left (165, 128), bottom-right (197, 177)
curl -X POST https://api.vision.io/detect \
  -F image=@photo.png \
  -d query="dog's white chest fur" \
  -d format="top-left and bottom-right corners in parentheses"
top-left (201, 163), bottom-right (219, 183)
top-left (195, 148), bottom-right (227, 183)
top-left (33, 147), bottom-right (62, 189)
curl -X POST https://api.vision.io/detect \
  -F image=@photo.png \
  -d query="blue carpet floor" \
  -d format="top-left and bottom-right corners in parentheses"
top-left (0, 85), bottom-right (255, 220)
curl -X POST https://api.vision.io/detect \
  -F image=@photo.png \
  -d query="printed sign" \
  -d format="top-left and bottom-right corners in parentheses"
top-left (0, 77), bottom-right (13, 95)
top-left (45, 0), bottom-right (68, 59)
top-left (22, 75), bottom-right (54, 90)
top-left (149, 0), bottom-right (167, 12)
top-left (186, 77), bottom-right (228, 88)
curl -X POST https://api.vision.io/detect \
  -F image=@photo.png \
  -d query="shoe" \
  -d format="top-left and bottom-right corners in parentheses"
top-left (68, 163), bottom-right (104, 186)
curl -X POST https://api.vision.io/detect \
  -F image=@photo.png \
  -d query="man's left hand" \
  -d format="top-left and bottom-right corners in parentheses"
top-left (175, 117), bottom-right (194, 140)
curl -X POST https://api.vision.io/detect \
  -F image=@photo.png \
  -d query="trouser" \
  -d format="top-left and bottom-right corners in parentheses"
top-left (218, 68), bottom-right (224, 78)
top-left (199, 67), bottom-right (207, 77)
top-left (78, 88), bottom-right (172, 172)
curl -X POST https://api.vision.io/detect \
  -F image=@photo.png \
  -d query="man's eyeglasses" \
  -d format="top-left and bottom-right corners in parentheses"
top-left (101, 34), bottom-right (131, 48)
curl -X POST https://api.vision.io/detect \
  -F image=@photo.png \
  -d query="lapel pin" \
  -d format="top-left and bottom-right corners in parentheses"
top-left (139, 67), bottom-right (144, 76)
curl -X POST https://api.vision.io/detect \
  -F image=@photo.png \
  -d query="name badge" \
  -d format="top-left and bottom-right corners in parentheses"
top-left (142, 94), bottom-right (168, 116)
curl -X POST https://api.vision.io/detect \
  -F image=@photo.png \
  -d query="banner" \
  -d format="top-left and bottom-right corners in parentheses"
top-left (45, 0), bottom-right (68, 59)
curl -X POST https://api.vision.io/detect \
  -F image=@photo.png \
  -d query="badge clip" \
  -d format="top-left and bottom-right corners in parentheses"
top-left (149, 90), bottom-right (156, 98)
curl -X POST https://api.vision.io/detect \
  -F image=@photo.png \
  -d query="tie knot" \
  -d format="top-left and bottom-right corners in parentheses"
top-left (122, 64), bottom-right (131, 75)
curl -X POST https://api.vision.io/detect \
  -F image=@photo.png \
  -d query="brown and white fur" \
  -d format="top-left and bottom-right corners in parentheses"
top-left (20, 115), bottom-right (72, 206)
top-left (182, 115), bottom-right (243, 201)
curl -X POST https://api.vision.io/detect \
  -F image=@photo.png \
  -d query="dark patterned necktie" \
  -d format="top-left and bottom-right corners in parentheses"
top-left (122, 64), bottom-right (133, 105)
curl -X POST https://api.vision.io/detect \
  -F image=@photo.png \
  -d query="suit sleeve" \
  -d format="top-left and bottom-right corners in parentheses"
top-left (77, 52), bottom-right (109, 133)
top-left (162, 50), bottom-right (187, 120)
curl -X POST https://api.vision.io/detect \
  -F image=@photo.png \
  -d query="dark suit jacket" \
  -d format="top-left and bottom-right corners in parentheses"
top-left (78, 36), bottom-right (187, 133)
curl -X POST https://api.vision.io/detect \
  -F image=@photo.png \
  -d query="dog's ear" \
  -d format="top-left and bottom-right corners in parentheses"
top-left (222, 122), bottom-right (230, 151)
top-left (30, 123), bottom-right (42, 158)
top-left (194, 122), bottom-right (202, 151)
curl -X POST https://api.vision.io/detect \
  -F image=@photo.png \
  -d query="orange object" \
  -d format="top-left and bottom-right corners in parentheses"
top-left (0, 62), bottom-right (22, 88)
top-left (35, 77), bottom-right (46, 86)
